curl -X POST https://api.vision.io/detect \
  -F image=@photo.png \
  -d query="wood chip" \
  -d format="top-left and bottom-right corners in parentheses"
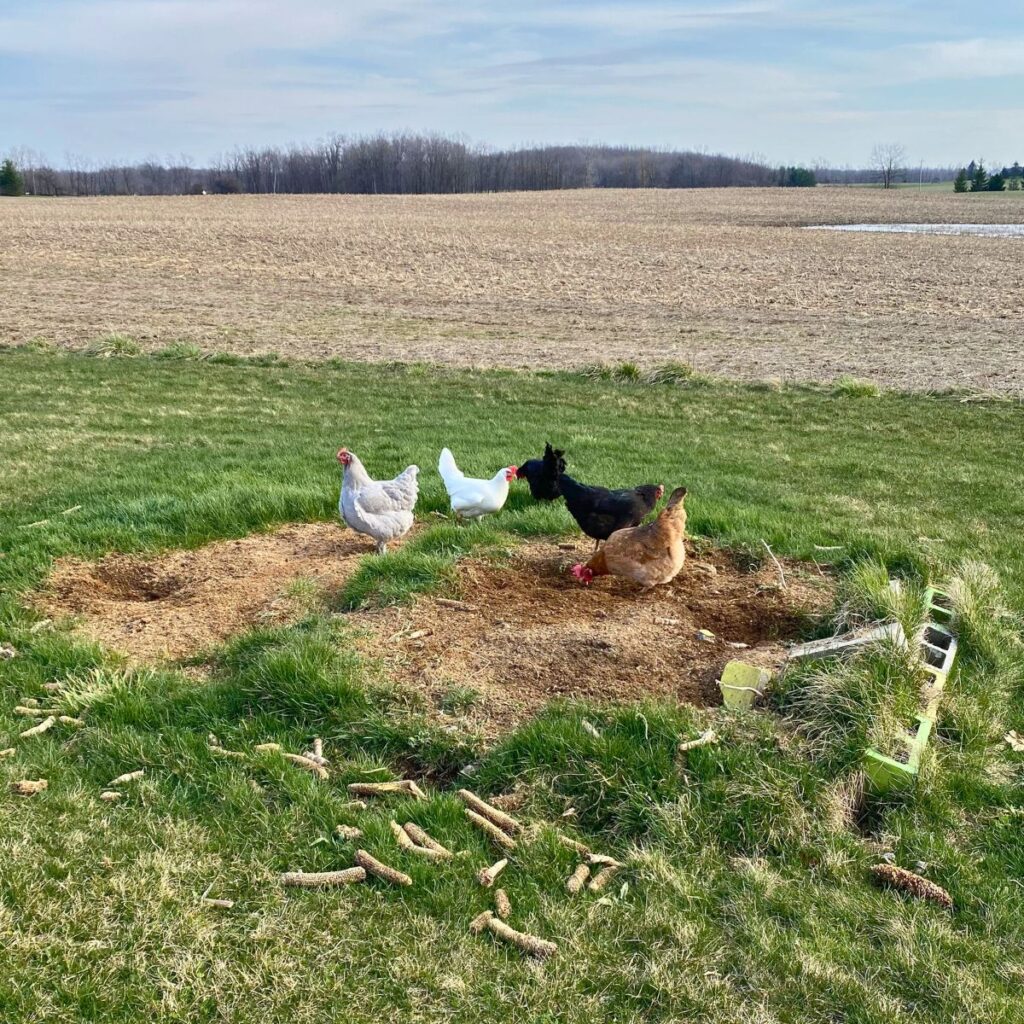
top-left (587, 854), bottom-right (626, 868)
top-left (354, 849), bottom-right (413, 887)
top-left (469, 910), bottom-right (493, 934)
top-left (469, 911), bottom-right (557, 959)
top-left (566, 863), bottom-right (591, 893)
top-left (465, 809), bottom-right (517, 850)
top-left (458, 789), bottom-right (522, 833)
top-left (870, 864), bottom-right (953, 910)
top-left (335, 825), bottom-right (363, 840)
top-left (11, 779), bottom-right (48, 796)
top-left (347, 780), bottom-right (423, 799)
top-left (494, 888), bottom-right (512, 919)
top-left (20, 715), bottom-right (56, 738)
top-left (280, 867), bottom-right (367, 888)
top-left (588, 865), bottom-right (622, 892)
top-left (389, 823), bottom-right (451, 861)
top-left (402, 823), bottom-right (453, 857)
top-left (109, 770), bottom-right (145, 786)
top-left (678, 729), bottom-right (719, 753)
top-left (282, 752), bottom-right (329, 779)
top-left (476, 858), bottom-right (508, 887)
top-left (555, 833), bottom-right (590, 855)
top-left (99, 791), bottom-right (123, 802)
top-left (211, 747), bottom-right (246, 759)
top-left (402, 780), bottom-right (428, 801)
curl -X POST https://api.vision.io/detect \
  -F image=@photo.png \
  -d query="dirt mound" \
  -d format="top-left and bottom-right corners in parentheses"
top-left (36, 526), bottom-right (833, 733)
top-left (352, 542), bottom-right (833, 734)
top-left (38, 523), bottom-right (368, 662)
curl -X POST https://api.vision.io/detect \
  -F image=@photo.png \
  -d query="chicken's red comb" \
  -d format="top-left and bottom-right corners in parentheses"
top-left (571, 564), bottom-right (593, 585)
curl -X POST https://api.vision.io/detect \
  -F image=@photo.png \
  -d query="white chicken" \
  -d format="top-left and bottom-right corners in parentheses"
top-left (438, 448), bottom-right (517, 520)
top-left (337, 448), bottom-right (418, 553)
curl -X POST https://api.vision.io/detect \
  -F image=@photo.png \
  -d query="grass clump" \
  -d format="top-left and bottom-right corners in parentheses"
top-left (86, 332), bottom-right (142, 357)
top-left (833, 375), bottom-right (881, 398)
top-left (155, 340), bottom-right (205, 360)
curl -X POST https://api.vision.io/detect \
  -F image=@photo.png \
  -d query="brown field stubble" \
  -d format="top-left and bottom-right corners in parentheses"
top-left (2, 188), bottom-right (1022, 392)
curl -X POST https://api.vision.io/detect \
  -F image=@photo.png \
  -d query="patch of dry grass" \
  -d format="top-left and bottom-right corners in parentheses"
top-left (2, 188), bottom-right (1022, 393)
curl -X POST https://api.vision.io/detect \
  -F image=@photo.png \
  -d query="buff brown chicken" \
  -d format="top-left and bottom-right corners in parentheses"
top-left (571, 487), bottom-right (687, 588)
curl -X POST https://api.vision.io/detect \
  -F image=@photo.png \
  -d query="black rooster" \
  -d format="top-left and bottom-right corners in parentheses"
top-left (557, 471), bottom-right (664, 549)
top-left (515, 442), bottom-right (566, 501)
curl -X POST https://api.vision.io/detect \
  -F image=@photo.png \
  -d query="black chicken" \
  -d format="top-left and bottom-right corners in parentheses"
top-left (515, 442), bottom-right (566, 501)
top-left (557, 471), bottom-right (664, 548)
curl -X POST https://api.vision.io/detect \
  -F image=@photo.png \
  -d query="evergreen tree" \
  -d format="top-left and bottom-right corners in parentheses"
top-left (0, 158), bottom-right (25, 196)
top-left (953, 168), bottom-right (969, 193)
top-left (970, 161), bottom-right (988, 192)
top-left (987, 172), bottom-right (1006, 192)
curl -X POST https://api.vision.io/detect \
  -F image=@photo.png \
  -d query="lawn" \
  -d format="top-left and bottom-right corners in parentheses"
top-left (2, 348), bottom-right (1023, 1023)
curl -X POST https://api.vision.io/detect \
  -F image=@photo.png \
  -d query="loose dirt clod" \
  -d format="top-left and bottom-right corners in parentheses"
top-left (402, 823), bottom-right (453, 857)
top-left (469, 910), bottom-right (557, 959)
top-left (340, 800), bottom-right (368, 812)
top-left (678, 729), bottom-right (719, 753)
top-left (11, 779), bottom-right (48, 796)
top-left (0, 748), bottom-right (15, 760)
top-left (282, 752), bottom-right (329, 779)
top-left (465, 809), bottom-right (517, 851)
top-left (335, 825), bottom-right (363, 841)
top-left (587, 854), bottom-right (625, 868)
top-left (556, 833), bottom-right (591, 856)
top-left (20, 716), bottom-right (56, 738)
top-left (588, 865), bottom-right (622, 892)
top-left (281, 868), bottom-right (367, 888)
top-left (354, 849), bottom-right (413, 887)
top-left (476, 858), bottom-right (508, 887)
top-left (347, 780), bottom-right (423, 800)
top-left (566, 863), bottom-right (591, 894)
top-left (210, 747), bottom-right (246, 760)
top-left (14, 706), bottom-right (49, 717)
top-left (42, 683), bottom-right (63, 693)
top-left (109, 770), bottom-right (145, 786)
top-left (254, 743), bottom-right (282, 753)
top-left (99, 791), bottom-right (123, 802)
top-left (58, 716), bottom-right (85, 727)
top-left (870, 864), bottom-right (953, 910)
top-left (458, 790), bottom-right (522, 833)
top-left (389, 822), bottom-right (450, 861)
top-left (202, 898), bottom-right (235, 909)
top-left (494, 889), bottom-right (512, 919)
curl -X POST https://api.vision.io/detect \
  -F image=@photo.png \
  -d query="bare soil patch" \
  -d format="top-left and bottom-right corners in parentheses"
top-left (37, 523), bottom-right (363, 662)
top-left (351, 541), bottom-right (832, 734)
top-left (36, 525), bottom-right (833, 732)
top-left (3, 189), bottom-right (1022, 394)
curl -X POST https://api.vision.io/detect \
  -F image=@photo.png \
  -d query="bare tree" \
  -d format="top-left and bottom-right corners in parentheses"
top-left (871, 143), bottom-right (907, 189)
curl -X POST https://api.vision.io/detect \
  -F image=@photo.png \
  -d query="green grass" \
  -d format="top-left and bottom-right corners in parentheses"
top-left (2, 349), bottom-right (1024, 1023)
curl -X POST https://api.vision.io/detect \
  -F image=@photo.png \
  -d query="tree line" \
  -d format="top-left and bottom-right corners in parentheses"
top-left (2, 135), bottom-right (825, 196)
top-left (953, 160), bottom-right (1023, 193)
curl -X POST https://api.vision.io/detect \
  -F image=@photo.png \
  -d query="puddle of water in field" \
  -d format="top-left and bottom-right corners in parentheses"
top-left (806, 223), bottom-right (1024, 238)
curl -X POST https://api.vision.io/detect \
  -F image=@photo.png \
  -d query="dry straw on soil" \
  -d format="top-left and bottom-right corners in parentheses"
top-left (2, 189), bottom-right (1022, 393)
top-left (34, 522), bottom-right (832, 734)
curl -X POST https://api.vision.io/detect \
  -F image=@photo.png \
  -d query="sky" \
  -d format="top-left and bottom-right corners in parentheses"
top-left (1, 0), bottom-right (1022, 168)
